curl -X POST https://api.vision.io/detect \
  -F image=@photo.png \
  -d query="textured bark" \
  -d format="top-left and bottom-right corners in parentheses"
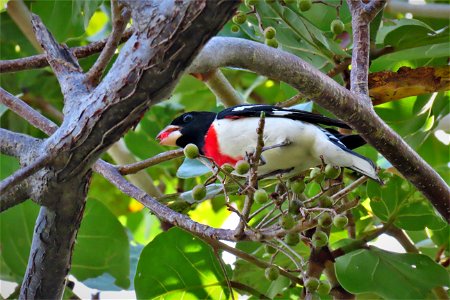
top-left (2, 1), bottom-right (241, 299)
top-left (370, 66), bottom-right (450, 105)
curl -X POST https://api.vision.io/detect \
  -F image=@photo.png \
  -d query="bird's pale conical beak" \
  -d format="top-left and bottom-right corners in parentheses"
top-left (156, 125), bottom-right (182, 146)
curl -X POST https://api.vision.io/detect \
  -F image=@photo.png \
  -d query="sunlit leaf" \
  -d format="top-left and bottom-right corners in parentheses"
top-left (335, 247), bottom-right (450, 299)
top-left (135, 228), bottom-right (229, 299)
top-left (71, 199), bottom-right (130, 289)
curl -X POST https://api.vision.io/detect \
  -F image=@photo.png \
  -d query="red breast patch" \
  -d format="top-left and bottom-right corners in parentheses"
top-left (203, 125), bottom-right (241, 166)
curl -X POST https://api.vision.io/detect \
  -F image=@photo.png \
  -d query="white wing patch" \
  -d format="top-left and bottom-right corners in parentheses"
top-left (232, 105), bottom-right (259, 112)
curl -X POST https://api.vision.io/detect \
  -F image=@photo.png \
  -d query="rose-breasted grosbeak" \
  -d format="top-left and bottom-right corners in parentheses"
top-left (157, 104), bottom-right (381, 182)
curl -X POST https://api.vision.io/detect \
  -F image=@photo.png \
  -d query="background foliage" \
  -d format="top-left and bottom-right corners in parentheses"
top-left (0, 0), bottom-right (449, 299)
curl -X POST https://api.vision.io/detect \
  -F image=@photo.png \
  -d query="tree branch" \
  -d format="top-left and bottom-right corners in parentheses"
top-left (118, 149), bottom-right (184, 175)
top-left (85, 0), bottom-right (131, 86)
top-left (0, 29), bottom-right (133, 73)
top-left (108, 140), bottom-right (163, 197)
top-left (0, 128), bottom-right (39, 158)
top-left (0, 153), bottom-right (51, 194)
top-left (346, 0), bottom-right (386, 97)
top-left (0, 181), bottom-right (29, 212)
top-left (188, 37), bottom-right (450, 220)
top-left (0, 88), bottom-right (58, 135)
top-left (201, 69), bottom-right (244, 106)
top-left (30, 15), bottom-right (88, 105)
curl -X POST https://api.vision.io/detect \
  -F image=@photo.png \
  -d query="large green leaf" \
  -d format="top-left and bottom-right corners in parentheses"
top-left (0, 201), bottom-right (39, 281)
top-left (370, 43), bottom-right (450, 72)
top-left (30, 0), bottom-right (102, 42)
top-left (335, 247), bottom-right (449, 299)
top-left (135, 227), bottom-right (229, 299)
top-left (367, 175), bottom-right (444, 230)
top-left (377, 18), bottom-right (449, 51)
top-left (71, 199), bottom-right (130, 289)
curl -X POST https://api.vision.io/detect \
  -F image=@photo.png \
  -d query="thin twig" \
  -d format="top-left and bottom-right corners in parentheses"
top-left (203, 237), bottom-right (303, 285)
top-left (275, 238), bottom-right (305, 270)
top-left (0, 88), bottom-right (58, 135)
top-left (0, 153), bottom-right (51, 194)
top-left (249, 200), bottom-right (274, 220)
top-left (118, 149), bottom-right (184, 175)
top-left (85, 0), bottom-right (131, 85)
top-left (235, 112), bottom-right (266, 237)
top-left (331, 176), bottom-right (368, 203)
top-left (258, 212), bottom-right (282, 229)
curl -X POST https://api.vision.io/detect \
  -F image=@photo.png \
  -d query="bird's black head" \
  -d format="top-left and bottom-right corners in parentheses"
top-left (157, 111), bottom-right (216, 152)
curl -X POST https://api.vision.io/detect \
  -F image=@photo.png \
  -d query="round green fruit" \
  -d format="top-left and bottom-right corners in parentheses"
top-left (235, 160), bottom-right (250, 175)
top-left (285, 232), bottom-right (300, 246)
top-left (288, 199), bottom-right (302, 215)
top-left (231, 25), bottom-right (240, 33)
top-left (280, 214), bottom-right (296, 230)
top-left (310, 167), bottom-right (324, 183)
top-left (265, 38), bottom-right (279, 48)
top-left (325, 164), bottom-right (341, 179)
top-left (232, 12), bottom-right (247, 25)
top-left (184, 143), bottom-right (199, 159)
top-left (265, 244), bottom-right (277, 254)
top-left (331, 19), bottom-right (345, 34)
top-left (264, 26), bottom-right (276, 39)
top-left (192, 184), bottom-right (207, 201)
top-left (305, 277), bottom-right (320, 292)
top-left (318, 195), bottom-right (333, 208)
top-left (168, 200), bottom-right (190, 213)
top-left (290, 180), bottom-right (306, 194)
top-left (312, 230), bottom-right (328, 248)
top-left (317, 280), bottom-right (332, 295)
top-left (265, 266), bottom-right (280, 281)
top-left (298, 0), bottom-right (312, 11)
top-left (318, 212), bottom-right (332, 228)
top-left (255, 189), bottom-right (269, 204)
top-left (333, 214), bottom-right (349, 228)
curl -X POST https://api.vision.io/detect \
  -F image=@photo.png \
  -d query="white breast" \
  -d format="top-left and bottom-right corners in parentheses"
top-left (213, 118), bottom-right (330, 175)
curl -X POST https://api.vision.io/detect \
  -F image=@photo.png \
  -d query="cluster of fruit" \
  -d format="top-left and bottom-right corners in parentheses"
top-left (180, 143), bottom-right (355, 296)
top-left (230, 0), bottom-right (345, 39)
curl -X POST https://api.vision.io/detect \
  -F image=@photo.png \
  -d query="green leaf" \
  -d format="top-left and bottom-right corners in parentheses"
top-left (71, 199), bottom-right (130, 289)
top-left (377, 19), bottom-right (449, 50)
top-left (367, 175), bottom-right (411, 222)
top-left (335, 247), bottom-right (450, 299)
top-left (370, 43), bottom-right (450, 72)
top-left (0, 201), bottom-right (39, 281)
top-left (176, 158), bottom-right (211, 178)
top-left (30, 1), bottom-right (84, 42)
top-left (135, 227), bottom-right (229, 299)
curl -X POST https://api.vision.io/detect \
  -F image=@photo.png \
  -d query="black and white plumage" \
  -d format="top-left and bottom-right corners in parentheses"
top-left (157, 104), bottom-right (381, 182)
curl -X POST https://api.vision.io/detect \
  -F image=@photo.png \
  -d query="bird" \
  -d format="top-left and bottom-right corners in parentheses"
top-left (156, 104), bottom-right (381, 183)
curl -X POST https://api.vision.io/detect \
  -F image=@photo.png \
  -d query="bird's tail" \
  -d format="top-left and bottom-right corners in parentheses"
top-left (347, 150), bottom-right (383, 184)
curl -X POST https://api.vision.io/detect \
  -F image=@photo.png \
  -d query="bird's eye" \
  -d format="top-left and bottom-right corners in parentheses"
top-left (183, 114), bottom-right (193, 123)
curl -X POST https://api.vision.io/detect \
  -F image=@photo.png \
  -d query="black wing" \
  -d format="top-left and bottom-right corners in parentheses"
top-left (324, 128), bottom-right (366, 150)
top-left (217, 104), bottom-right (352, 129)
